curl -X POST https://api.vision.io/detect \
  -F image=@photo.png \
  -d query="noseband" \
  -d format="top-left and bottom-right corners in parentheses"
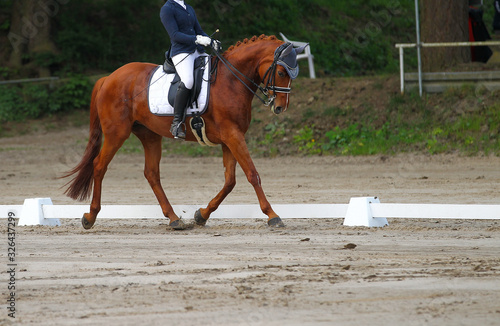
top-left (213, 42), bottom-right (296, 106)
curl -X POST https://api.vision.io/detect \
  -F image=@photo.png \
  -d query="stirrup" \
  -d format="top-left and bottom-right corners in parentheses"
top-left (170, 122), bottom-right (186, 139)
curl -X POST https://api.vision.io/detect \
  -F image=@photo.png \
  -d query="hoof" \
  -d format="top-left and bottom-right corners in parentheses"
top-left (268, 217), bottom-right (285, 228)
top-left (194, 209), bottom-right (207, 226)
top-left (81, 214), bottom-right (94, 230)
top-left (169, 219), bottom-right (187, 230)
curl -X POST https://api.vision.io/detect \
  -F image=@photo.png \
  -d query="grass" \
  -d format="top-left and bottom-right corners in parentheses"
top-left (288, 86), bottom-right (500, 156)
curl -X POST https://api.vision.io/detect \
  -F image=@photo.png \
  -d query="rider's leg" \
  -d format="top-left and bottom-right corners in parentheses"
top-left (170, 81), bottom-right (190, 139)
top-left (170, 51), bottom-right (201, 139)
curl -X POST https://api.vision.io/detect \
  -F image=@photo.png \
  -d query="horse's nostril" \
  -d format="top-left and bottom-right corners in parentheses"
top-left (274, 106), bottom-right (283, 114)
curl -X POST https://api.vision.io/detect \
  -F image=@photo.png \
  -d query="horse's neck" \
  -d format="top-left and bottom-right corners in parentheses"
top-left (224, 44), bottom-right (272, 86)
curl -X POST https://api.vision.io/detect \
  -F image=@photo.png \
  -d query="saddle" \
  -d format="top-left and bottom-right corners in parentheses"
top-left (152, 51), bottom-right (214, 146)
top-left (163, 51), bottom-right (206, 109)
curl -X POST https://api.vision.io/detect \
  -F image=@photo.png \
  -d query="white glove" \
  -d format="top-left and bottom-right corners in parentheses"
top-left (211, 39), bottom-right (222, 52)
top-left (195, 35), bottom-right (211, 47)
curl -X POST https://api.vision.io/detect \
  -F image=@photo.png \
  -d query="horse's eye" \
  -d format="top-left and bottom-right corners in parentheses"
top-left (278, 71), bottom-right (286, 78)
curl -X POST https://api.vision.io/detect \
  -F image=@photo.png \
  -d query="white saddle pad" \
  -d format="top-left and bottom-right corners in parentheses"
top-left (147, 57), bottom-right (210, 116)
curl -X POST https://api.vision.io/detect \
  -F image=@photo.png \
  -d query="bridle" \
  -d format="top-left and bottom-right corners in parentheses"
top-left (261, 42), bottom-right (294, 96)
top-left (212, 42), bottom-right (294, 107)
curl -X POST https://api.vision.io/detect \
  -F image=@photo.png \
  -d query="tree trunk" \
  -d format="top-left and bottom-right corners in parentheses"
top-left (420, 0), bottom-right (471, 71)
top-left (7, 0), bottom-right (28, 68)
top-left (8, 0), bottom-right (58, 77)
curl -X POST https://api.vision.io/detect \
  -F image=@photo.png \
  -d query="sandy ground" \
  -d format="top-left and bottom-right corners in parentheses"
top-left (1, 128), bottom-right (500, 325)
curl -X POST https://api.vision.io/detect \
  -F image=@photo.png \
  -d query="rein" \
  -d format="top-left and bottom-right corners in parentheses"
top-left (212, 42), bottom-right (292, 106)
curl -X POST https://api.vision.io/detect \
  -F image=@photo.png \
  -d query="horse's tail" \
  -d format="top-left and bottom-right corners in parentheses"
top-left (62, 76), bottom-right (106, 201)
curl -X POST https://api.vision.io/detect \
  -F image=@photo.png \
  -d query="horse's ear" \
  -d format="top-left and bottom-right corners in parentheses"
top-left (295, 44), bottom-right (309, 55)
top-left (280, 43), bottom-right (294, 57)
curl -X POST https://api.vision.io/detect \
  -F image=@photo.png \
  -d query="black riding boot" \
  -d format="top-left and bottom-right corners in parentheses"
top-left (170, 82), bottom-right (191, 139)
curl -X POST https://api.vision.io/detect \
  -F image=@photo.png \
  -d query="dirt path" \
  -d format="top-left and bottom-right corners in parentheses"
top-left (1, 128), bottom-right (499, 325)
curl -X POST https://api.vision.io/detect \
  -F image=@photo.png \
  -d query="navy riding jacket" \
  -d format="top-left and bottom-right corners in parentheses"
top-left (160, 0), bottom-right (208, 57)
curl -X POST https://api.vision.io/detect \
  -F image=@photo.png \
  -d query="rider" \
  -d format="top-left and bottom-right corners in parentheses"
top-left (160, 0), bottom-right (212, 139)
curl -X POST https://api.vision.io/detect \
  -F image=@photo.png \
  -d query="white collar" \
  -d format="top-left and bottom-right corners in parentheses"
top-left (173, 0), bottom-right (186, 9)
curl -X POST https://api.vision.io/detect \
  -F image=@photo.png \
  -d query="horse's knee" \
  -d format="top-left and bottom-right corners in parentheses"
top-left (144, 169), bottom-right (160, 184)
top-left (225, 176), bottom-right (236, 191)
top-left (246, 171), bottom-right (261, 188)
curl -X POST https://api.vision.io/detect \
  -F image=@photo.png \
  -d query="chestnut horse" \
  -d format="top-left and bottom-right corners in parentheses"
top-left (63, 35), bottom-right (301, 230)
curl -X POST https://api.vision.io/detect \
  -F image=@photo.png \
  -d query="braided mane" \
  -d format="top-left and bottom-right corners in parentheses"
top-left (224, 34), bottom-right (279, 55)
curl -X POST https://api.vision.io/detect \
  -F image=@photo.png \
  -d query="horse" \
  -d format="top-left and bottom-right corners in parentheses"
top-left (63, 35), bottom-right (305, 230)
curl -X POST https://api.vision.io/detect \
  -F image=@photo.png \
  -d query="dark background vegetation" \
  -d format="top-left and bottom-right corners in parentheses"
top-left (0, 0), bottom-right (419, 77)
top-left (1, 0), bottom-right (499, 156)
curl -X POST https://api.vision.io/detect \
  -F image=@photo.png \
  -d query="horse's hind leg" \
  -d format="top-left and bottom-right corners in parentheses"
top-left (133, 125), bottom-right (186, 230)
top-left (82, 131), bottom-right (129, 229)
top-left (195, 144), bottom-right (237, 225)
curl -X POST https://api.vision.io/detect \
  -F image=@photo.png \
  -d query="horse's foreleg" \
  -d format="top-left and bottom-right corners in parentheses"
top-left (195, 144), bottom-right (237, 225)
top-left (133, 128), bottom-right (186, 230)
top-left (224, 135), bottom-right (284, 227)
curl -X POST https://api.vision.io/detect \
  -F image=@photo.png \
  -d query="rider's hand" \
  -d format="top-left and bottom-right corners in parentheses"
top-left (195, 35), bottom-right (211, 47)
top-left (211, 39), bottom-right (222, 52)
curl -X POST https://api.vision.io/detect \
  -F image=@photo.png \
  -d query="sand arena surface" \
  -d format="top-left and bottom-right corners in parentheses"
top-left (1, 128), bottom-right (499, 325)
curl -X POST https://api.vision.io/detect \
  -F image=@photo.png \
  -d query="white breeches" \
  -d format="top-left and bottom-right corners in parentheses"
top-left (171, 50), bottom-right (207, 90)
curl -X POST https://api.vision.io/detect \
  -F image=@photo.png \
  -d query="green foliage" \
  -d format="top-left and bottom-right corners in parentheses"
top-left (0, 76), bottom-right (92, 122)
top-left (51, 76), bottom-right (93, 113)
top-left (284, 85), bottom-right (500, 157)
top-left (425, 127), bottom-right (446, 154)
top-left (15, 0), bottom-right (415, 76)
top-left (0, 1), bottom-right (11, 32)
top-left (323, 106), bottom-right (348, 117)
top-left (0, 19), bottom-right (9, 31)
top-left (323, 124), bottom-right (366, 155)
top-left (194, 0), bottom-right (416, 76)
top-left (0, 85), bottom-right (21, 122)
top-left (0, 67), bottom-right (9, 79)
top-left (258, 121), bottom-right (287, 156)
top-left (31, 52), bottom-right (62, 70)
top-left (302, 107), bottom-right (316, 121)
top-left (293, 125), bottom-right (321, 155)
top-left (0, 84), bottom-right (51, 121)
top-left (55, 0), bottom-right (167, 72)
top-left (6, 0), bottom-right (497, 77)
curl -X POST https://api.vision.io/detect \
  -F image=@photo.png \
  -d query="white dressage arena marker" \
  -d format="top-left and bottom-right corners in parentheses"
top-left (1, 197), bottom-right (500, 227)
top-left (343, 197), bottom-right (389, 227)
top-left (18, 198), bottom-right (61, 227)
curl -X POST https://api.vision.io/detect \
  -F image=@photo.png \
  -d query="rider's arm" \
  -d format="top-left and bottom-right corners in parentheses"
top-left (160, 5), bottom-right (196, 45)
top-left (192, 10), bottom-right (208, 38)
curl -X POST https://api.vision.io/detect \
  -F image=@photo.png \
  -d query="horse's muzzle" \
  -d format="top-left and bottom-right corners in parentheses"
top-left (272, 105), bottom-right (284, 115)
top-left (270, 98), bottom-right (285, 115)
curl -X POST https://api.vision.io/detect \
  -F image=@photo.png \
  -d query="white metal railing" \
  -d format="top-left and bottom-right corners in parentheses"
top-left (0, 77), bottom-right (59, 85)
top-left (395, 41), bottom-right (500, 94)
